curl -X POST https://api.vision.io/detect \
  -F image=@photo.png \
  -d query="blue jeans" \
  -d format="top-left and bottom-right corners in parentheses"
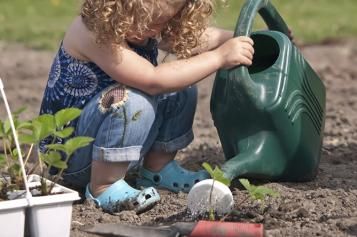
top-left (62, 84), bottom-right (197, 188)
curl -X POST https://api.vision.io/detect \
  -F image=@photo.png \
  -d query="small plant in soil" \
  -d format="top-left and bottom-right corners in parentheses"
top-left (238, 178), bottom-right (279, 204)
top-left (202, 162), bottom-right (231, 220)
top-left (0, 107), bottom-right (93, 198)
top-left (202, 162), bottom-right (278, 221)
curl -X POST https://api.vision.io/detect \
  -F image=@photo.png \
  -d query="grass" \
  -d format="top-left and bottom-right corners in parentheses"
top-left (215, 0), bottom-right (357, 43)
top-left (0, 0), bottom-right (78, 50)
top-left (0, 0), bottom-right (356, 50)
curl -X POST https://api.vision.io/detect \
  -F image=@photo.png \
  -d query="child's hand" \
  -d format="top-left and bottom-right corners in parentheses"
top-left (214, 36), bottom-right (254, 69)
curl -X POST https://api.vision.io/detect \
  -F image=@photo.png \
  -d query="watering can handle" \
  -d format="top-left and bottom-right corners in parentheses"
top-left (228, 0), bottom-right (290, 104)
top-left (234, 0), bottom-right (290, 37)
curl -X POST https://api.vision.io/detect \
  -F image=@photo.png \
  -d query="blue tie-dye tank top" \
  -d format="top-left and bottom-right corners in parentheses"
top-left (39, 39), bottom-right (158, 170)
top-left (40, 38), bottom-right (158, 116)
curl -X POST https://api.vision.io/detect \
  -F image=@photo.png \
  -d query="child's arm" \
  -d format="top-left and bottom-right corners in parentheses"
top-left (158, 27), bottom-right (233, 54)
top-left (68, 19), bottom-right (253, 95)
top-left (191, 27), bottom-right (234, 54)
top-left (84, 36), bottom-right (253, 95)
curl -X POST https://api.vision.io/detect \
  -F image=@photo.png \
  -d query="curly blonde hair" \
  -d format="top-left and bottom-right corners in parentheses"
top-left (81, 0), bottom-right (216, 58)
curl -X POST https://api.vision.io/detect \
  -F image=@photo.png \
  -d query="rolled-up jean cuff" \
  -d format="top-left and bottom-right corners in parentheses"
top-left (92, 145), bottom-right (141, 162)
top-left (152, 129), bottom-right (194, 153)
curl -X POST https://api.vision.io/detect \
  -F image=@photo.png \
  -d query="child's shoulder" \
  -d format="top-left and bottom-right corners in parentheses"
top-left (62, 16), bottom-right (96, 62)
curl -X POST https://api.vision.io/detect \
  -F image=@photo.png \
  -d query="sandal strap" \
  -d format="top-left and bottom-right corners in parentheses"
top-left (138, 160), bottom-right (210, 193)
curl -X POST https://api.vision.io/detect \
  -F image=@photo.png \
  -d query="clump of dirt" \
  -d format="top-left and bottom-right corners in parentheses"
top-left (0, 39), bottom-right (356, 237)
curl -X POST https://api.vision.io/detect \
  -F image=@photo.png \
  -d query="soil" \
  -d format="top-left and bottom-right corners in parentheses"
top-left (0, 39), bottom-right (356, 237)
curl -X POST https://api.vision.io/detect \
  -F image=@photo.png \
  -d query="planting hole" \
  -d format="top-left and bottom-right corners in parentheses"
top-left (194, 179), bottom-right (200, 183)
top-left (173, 182), bottom-right (179, 188)
top-left (184, 184), bottom-right (190, 188)
top-left (145, 194), bottom-right (152, 199)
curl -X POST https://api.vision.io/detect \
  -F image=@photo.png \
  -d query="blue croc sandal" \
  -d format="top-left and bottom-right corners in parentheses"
top-left (136, 160), bottom-right (210, 193)
top-left (85, 179), bottom-right (160, 213)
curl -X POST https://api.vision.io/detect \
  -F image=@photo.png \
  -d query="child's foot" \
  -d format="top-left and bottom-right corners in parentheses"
top-left (85, 179), bottom-right (160, 213)
top-left (136, 160), bottom-right (210, 193)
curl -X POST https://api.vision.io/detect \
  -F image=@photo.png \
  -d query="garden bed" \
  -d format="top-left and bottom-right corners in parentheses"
top-left (0, 39), bottom-right (356, 237)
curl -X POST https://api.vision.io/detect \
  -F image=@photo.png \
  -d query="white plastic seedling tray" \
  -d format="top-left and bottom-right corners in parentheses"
top-left (26, 174), bottom-right (80, 237)
top-left (1, 78), bottom-right (80, 237)
top-left (0, 197), bottom-right (27, 237)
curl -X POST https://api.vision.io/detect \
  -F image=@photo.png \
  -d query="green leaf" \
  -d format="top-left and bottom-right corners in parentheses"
top-left (12, 107), bottom-right (27, 116)
top-left (54, 127), bottom-right (74, 138)
top-left (54, 108), bottom-right (81, 128)
top-left (45, 143), bottom-right (67, 153)
top-left (212, 166), bottom-right (231, 186)
top-left (0, 120), bottom-right (4, 137)
top-left (3, 116), bottom-right (21, 136)
top-left (64, 136), bottom-right (94, 156)
top-left (31, 114), bottom-right (56, 140)
top-left (16, 121), bottom-right (33, 130)
top-left (239, 179), bottom-right (254, 192)
top-left (202, 162), bottom-right (215, 178)
top-left (0, 154), bottom-right (7, 168)
top-left (202, 162), bottom-right (231, 186)
top-left (11, 148), bottom-right (20, 159)
top-left (3, 119), bottom-right (11, 135)
top-left (40, 151), bottom-right (67, 169)
top-left (252, 186), bottom-right (279, 200)
top-left (18, 134), bottom-right (37, 144)
top-left (239, 179), bottom-right (279, 201)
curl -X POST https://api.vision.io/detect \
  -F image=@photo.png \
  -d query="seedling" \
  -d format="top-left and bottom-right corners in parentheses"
top-left (202, 162), bottom-right (232, 220)
top-left (238, 178), bottom-right (279, 202)
top-left (0, 107), bottom-right (31, 195)
top-left (202, 162), bottom-right (279, 221)
top-left (0, 107), bottom-right (94, 197)
top-left (202, 162), bottom-right (231, 186)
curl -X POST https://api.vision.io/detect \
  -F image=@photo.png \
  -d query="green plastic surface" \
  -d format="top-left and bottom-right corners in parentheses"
top-left (210, 0), bottom-right (326, 181)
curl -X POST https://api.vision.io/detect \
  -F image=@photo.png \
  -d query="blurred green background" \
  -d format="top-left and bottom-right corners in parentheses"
top-left (0, 0), bottom-right (356, 50)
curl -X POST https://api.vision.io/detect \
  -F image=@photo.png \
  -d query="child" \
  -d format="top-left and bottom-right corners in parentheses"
top-left (40, 0), bottom-right (254, 213)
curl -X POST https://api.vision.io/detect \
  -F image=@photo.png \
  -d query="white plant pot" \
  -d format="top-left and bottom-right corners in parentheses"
top-left (26, 174), bottom-right (80, 237)
top-left (0, 198), bottom-right (27, 237)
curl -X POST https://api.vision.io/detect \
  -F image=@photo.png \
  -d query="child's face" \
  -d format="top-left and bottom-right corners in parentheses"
top-left (126, 0), bottom-right (185, 44)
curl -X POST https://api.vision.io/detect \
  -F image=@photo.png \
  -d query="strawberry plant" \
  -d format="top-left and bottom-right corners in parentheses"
top-left (0, 107), bottom-right (93, 197)
top-left (202, 162), bottom-right (278, 221)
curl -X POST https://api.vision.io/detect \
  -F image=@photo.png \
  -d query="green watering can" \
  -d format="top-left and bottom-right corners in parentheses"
top-left (210, 0), bottom-right (326, 181)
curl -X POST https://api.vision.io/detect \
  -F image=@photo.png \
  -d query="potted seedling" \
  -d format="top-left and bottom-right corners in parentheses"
top-left (1, 76), bottom-right (94, 237)
top-left (18, 107), bottom-right (94, 237)
top-left (1, 107), bottom-right (93, 237)
top-left (0, 79), bottom-right (30, 237)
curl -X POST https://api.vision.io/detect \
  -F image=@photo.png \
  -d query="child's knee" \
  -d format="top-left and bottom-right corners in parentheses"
top-left (97, 85), bottom-right (158, 144)
top-left (98, 85), bottom-right (157, 115)
top-left (98, 84), bottom-right (128, 113)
